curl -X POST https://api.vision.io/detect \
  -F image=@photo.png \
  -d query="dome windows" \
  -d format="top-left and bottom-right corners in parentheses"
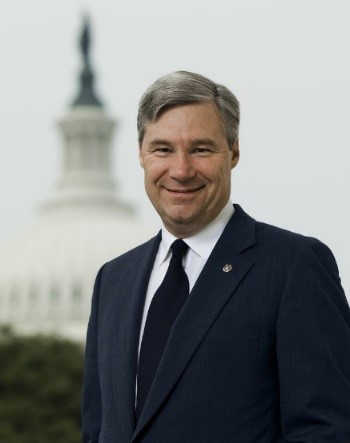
top-left (50, 284), bottom-right (60, 305)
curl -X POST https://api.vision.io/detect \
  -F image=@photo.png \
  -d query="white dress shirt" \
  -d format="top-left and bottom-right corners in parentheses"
top-left (137, 200), bottom-right (234, 359)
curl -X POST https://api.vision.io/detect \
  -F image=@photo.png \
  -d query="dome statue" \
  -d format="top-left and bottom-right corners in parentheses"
top-left (0, 18), bottom-right (154, 341)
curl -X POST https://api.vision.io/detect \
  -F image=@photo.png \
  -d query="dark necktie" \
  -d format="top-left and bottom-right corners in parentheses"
top-left (135, 239), bottom-right (189, 422)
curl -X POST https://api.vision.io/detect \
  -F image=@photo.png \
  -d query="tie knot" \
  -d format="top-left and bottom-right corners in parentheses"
top-left (171, 239), bottom-right (188, 258)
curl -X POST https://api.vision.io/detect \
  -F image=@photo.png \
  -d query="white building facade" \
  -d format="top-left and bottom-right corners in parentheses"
top-left (0, 19), bottom-right (153, 341)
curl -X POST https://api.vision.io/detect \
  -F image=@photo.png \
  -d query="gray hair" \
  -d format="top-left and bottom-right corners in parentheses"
top-left (137, 71), bottom-right (240, 149)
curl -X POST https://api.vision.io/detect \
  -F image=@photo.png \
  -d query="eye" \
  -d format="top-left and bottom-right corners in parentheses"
top-left (154, 147), bottom-right (172, 156)
top-left (193, 147), bottom-right (212, 155)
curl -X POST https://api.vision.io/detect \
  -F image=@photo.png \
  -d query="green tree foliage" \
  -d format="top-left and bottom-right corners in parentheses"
top-left (0, 327), bottom-right (84, 443)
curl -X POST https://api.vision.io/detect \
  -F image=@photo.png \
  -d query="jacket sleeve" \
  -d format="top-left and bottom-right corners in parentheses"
top-left (276, 240), bottom-right (350, 442)
top-left (82, 265), bottom-right (105, 443)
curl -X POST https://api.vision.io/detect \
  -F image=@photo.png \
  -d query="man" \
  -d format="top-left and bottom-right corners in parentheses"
top-left (82, 71), bottom-right (350, 442)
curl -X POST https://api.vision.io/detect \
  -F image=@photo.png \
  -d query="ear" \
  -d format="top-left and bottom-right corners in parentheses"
top-left (139, 146), bottom-right (145, 169)
top-left (231, 140), bottom-right (240, 169)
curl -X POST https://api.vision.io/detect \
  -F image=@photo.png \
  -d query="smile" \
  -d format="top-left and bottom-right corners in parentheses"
top-left (164, 186), bottom-right (205, 195)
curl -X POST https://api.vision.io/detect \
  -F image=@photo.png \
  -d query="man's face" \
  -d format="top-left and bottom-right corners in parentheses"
top-left (139, 101), bottom-right (239, 238)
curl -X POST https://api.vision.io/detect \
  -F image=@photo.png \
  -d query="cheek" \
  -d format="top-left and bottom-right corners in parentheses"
top-left (219, 161), bottom-right (233, 181)
top-left (144, 161), bottom-right (167, 186)
top-left (200, 162), bottom-right (231, 184)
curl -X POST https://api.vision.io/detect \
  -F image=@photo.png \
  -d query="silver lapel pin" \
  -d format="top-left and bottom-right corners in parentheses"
top-left (222, 264), bottom-right (232, 273)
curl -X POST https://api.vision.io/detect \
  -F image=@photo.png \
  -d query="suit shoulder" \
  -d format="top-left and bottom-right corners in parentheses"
top-left (103, 234), bottom-right (160, 270)
top-left (252, 218), bottom-right (341, 288)
top-left (254, 218), bottom-right (328, 257)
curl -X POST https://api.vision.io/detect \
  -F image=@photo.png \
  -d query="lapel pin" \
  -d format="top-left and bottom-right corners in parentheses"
top-left (223, 264), bottom-right (232, 273)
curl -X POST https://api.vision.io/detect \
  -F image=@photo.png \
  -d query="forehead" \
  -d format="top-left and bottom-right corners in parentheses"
top-left (143, 101), bottom-right (226, 144)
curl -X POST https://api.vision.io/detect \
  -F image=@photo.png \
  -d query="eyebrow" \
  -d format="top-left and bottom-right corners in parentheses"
top-left (190, 138), bottom-right (217, 148)
top-left (148, 139), bottom-right (174, 148)
top-left (148, 138), bottom-right (217, 148)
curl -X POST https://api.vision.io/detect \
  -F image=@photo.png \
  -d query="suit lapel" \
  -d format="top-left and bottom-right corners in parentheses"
top-left (111, 233), bottom-right (161, 440)
top-left (132, 204), bottom-right (257, 441)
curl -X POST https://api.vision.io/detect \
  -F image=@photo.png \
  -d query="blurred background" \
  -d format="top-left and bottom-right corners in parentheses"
top-left (0, 0), bottom-right (349, 441)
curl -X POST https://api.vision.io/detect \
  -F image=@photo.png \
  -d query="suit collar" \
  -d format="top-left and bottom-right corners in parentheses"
top-left (160, 200), bottom-right (235, 262)
top-left (111, 233), bottom-right (161, 440)
top-left (226, 203), bottom-right (256, 252)
top-left (184, 200), bottom-right (235, 260)
top-left (132, 203), bottom-right (256, 441)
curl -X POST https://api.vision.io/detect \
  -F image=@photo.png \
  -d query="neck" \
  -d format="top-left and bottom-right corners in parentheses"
top-left (163, 201), bottom-right (231, 239)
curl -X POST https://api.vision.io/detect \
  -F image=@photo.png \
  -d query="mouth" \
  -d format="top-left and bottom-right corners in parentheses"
top-left (163, 185), bottom-right (205, 196)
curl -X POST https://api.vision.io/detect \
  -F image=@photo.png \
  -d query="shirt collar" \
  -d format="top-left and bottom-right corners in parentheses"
top-left (158, 200), bottom-right (234, 265)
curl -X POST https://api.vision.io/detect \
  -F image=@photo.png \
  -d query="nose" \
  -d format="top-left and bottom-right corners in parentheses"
top-left (169, 151), bottom-right (195, 181)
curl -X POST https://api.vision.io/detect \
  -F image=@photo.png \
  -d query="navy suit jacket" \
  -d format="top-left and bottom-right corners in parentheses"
top-left (82, 204), bottom-right (350, 442)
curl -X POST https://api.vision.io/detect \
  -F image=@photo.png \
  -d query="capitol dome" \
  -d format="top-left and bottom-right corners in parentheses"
top-left (0, 19), bottom-right (154, 341)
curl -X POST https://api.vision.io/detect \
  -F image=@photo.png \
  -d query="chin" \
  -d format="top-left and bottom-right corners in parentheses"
top-left (163, 208), bottom-right (200, 226)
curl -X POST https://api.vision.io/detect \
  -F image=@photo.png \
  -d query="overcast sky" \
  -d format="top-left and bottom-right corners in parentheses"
top-left (1, 0), bottom-right (349, 295)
